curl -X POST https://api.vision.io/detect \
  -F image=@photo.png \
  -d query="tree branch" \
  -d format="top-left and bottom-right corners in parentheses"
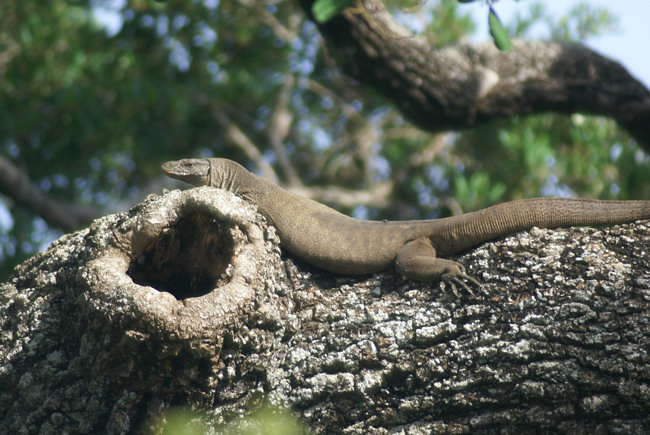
top-left (268, 74), bottom-right (301, 186)
top-left (0, 156), bottom-right (102, 231)
top-left (211, 108), bottom-right (279, 183)
top-left (290, 180), bottom-right (392, 209)
top-left (3, 188), bottom-right (650, 432)
top-left (299, 0), bottom-right (650, 150)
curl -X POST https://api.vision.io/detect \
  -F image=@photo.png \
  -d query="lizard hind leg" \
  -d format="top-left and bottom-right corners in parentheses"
top-left (395, 237), bottom-right (480, 294)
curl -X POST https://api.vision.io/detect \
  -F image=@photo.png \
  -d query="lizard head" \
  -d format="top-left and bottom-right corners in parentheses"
top-left (161, 158), bottom-right (254, 196)
top-left (161, 159), bottom-right (211, 186)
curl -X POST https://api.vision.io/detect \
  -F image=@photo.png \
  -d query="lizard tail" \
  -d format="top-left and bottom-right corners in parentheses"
top-left (434, 198), bottom-right (650, 255)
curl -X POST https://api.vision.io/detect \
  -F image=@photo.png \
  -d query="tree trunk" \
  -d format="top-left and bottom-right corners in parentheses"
top-left (1, 187), bottom-right (649, 433)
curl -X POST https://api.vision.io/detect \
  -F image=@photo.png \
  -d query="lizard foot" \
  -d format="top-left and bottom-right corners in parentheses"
top-left (440, 265), bottom-right (483, 297)
top-left (395, 238), bottom-right (484, 296)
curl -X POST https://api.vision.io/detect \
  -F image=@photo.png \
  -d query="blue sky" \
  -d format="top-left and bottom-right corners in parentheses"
top-left (469, 0), bottom-right (650, 88)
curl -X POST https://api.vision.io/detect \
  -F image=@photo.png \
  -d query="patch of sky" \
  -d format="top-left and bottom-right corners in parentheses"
top-left (609, 183), bottom-right (620, 195)
top-left (75, 176), bottom-right (89, 192)
top-left (332, 117), bottom-right (346, 136)
top-left (257, 105), bottom-right (271, 121)
top-left (414, 177), bottom-right (438, 212)
top-left (271, 72), bottom-right (286, 85)
top-left (107, 169), bottom-right (120, 184)
top-left (392, 9), bottom-right (428, 34)
top-left (262, 149), bottom-right (277, 164)
top-left (266, 4), bottom-right (277, 14)
top-left (164, 37), bottom-right (191, 72)
top-left (141, 14), bottom-right (155, 28)
top-left (0, 203), bottom-right (14, 232)
top-left (254, 117), bottom-right (268, 131)
top-left (194, 23), bottom-right (217, 47)
top-left (352, 205), bottom-right (370, 220)
top-left (7, 141), bottom-right (19, 158)
top-left (284, 142), bottom-right (296, 155)
top-left (289, 55), bottom-right (314, 76)
top-left (288, 23), bottom-right (320, 76)
top-left (52, 174), bottom-right (69, 189)
top-left (207, 61), bottom-right (227, 83)
top-left (120, 153), bottom-right (136, 172)
top-left (297, 118), bottom-right (311, 136)
top-left (296, 104), bottom-right (309, 118)
top-left (545, 155), bottom-right (556, 167)
top-left (92, 0), bottom-right (126, 37)
top-left (173, 15), bottom-right (191, 32)
top-left (635, 150), bottom-right (648, 164)
top-left (541, 173), bottom-right (575, 197)
top-left (94, 191), bottom-right (111, 206)
top-left (90, 157), bottom-right (101, 171)
top-left (204, 0), bottom-right (219, 10)
top-left (320, 97), bottom-right (333, 110)
top-left (31, 217), bottom-right (62, 253)
top-left (312, 127), bottom-right (331, 150)
top-left (199, 148), bottom-right (214, 158)
top-left (156, 15), bottom-right (169, 37)
top-left (292, 38), bottom-right (304, 51)
top-left (610, 143), bottom-right (623, 161)
top-left (291, 92), bottom-right (308, 117)
top-left (39, 178), bottom-right (52, 192)
top-left (20, 240), bottom-right (35, 256)
top-left (30, 133), bottom-right (41, 150)
top-left (374, 156), bottom-right (390, 181)
top-left (425, 164), bottom-right (448, 191)
top-left (0, 234), bottom-right (16, 260)
top-left (297, 75), bottom-right (309, 89)
top-left (127, 185), bottom-right (140, 198)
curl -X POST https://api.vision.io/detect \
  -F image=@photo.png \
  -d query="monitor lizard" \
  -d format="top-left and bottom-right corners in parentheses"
top-left (162, 158), bottom-right (650, 291)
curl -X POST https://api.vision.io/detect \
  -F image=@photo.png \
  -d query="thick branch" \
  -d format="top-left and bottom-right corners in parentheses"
top-left (299, 0), bottom-right (650, 149)
top-left (290, 180), bottom-right (392, 208)
top-left (2, 188), bottom-right (650, 432)
top-left (0, 156), bottom-right (102, 231)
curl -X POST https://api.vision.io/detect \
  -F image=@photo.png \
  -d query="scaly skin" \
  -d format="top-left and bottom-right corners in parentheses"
top-left (162, 158), bottom-right (650, 290)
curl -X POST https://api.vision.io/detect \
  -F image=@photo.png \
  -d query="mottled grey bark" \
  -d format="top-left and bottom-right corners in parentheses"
top-left (298, 0), bottom-right (650, 150)
top-left (1, 187), bottom-right (650, 433)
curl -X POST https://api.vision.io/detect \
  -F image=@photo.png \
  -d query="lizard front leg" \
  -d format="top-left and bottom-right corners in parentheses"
top-left (395, 237), bottom-right (480, 293)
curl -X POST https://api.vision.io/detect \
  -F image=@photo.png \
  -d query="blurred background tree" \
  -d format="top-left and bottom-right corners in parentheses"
top-left (1, 0), bottom-right (648, 280)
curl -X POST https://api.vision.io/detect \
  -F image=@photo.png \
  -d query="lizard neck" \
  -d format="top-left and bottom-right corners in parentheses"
top-left (209, 159), bottom-right (271, 204)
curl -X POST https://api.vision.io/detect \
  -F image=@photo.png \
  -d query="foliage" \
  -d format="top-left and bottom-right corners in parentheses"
top-left (0, 0), bottom-right (647, 279)
top-left (312, 0), bottom-right (354, 23)
top-left (148, 404), bottom-right (305, 434)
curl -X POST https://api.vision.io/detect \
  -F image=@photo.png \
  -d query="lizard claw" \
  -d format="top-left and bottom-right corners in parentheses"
top-left (441, 265), bottom-right (484, 297)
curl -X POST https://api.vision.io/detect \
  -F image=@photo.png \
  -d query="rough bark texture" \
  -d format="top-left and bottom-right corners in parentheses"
top-left (1, 187), bottom-right (650, 433)
top-left (299, 0), bottom-right (650, 150)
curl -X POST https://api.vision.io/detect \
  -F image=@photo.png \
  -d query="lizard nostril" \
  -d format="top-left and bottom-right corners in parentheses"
top-left (127, 211), bottom-right (235, 299)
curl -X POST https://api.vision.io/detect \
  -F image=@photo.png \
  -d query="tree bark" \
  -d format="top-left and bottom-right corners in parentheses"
top-left (298, 0), bottom-right (650, 150)
top-left (1, 188), bottom-right (649, 433)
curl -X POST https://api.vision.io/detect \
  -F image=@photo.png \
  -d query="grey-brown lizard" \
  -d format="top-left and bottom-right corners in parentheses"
top-left (162, 158), bottom-right (650, 289)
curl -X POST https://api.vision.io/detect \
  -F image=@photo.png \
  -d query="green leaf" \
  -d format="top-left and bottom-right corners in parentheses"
top-left (488, 6), bottom-right (512, 51)
top-left (312, 0), bottom-right (354, 23)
